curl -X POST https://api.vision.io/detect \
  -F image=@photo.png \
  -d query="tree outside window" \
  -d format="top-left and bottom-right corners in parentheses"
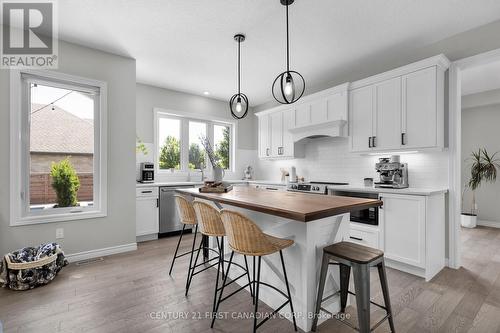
top-left (214, 125), bottom-right (230, 170)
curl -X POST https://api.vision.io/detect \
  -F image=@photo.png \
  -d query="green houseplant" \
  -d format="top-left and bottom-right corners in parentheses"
top-left (50, 158), bottom-right (80, 207)
top-left (461, 148), bottom-right (500, 228)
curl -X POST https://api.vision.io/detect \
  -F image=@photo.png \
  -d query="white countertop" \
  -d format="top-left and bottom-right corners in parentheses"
top-left (327, 185), bottom-right (448, 196)
top-left (136, 180), bottom-right (287, 188)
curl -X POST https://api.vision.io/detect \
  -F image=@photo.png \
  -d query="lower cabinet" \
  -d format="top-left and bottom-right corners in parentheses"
top-left (136, 187), bottom-right (159, 238)
top-left (349, 222), bottom-right (380, 249)
top-left (379, 193), bottom-right (445, 281)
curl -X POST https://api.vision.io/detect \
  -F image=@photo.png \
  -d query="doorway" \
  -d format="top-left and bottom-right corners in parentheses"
top-left (449, 48), bottom-right (500, 269)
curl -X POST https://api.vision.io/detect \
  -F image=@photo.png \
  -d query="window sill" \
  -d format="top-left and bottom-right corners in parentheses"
top-left (10, 210), bottom-right (107, 227)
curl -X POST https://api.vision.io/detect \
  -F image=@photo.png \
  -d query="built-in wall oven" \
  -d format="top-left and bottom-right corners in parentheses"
top-left (329, 190), bottom-right (379, 226)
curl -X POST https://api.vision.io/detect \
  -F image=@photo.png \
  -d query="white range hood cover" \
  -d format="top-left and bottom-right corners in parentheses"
top-left (289, 119), bottom-right (347, 142)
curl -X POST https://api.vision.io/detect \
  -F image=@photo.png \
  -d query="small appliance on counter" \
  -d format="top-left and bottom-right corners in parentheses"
top-left (289, 166), bottom-right (297, 183)
top-left (243, 166), bottom-right (253, 180)
top-left (139, 162), bottom-right (154, 183)
top-left (374, 155), bottom-right (408, 189)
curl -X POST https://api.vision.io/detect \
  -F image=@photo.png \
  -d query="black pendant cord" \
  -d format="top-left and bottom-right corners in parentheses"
top-left (286, 2), bottom-right (290, 73)
top-left (238, 37), bottom-right (241, 95)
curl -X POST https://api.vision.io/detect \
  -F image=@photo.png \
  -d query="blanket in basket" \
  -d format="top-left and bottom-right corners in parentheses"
top-left (0, 243), bottom-right (68, 290)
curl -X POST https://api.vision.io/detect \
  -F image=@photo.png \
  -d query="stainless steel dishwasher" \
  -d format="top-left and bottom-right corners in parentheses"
top-left (159, 185), bottom-right (195, 235)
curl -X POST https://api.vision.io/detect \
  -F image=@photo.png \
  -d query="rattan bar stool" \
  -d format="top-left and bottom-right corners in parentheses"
top-left (190, 201), bottom-right (253, 310)
top-left (311, 241), bottom-right (395, 333)
top-left (212, 209), bottom-right (297, 333)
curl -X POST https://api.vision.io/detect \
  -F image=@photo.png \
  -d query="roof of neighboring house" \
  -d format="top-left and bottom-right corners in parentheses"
top-left (30, 103), bottom-right (94, 154)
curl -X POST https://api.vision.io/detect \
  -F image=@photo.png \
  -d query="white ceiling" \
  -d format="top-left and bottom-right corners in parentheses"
top-left (58, 0), bottom-right (500, 106)
top-left (462, 59), bottom-right (500, 95)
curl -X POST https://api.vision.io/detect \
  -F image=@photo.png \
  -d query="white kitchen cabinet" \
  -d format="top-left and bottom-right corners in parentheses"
top-left (380, 194), bottom-right (426, 268)
top-left (136, 187), bottom-right (159, 238)
top-left (258, 114), bottom-right (271, 158)
top-left (379, 192), bottom-right (445, 281)
top-left (374, 76), bottom-right (402, 150)
top-left (350, 85), bottom-right (374, 152)
top-left (402, 66), bottom-right (441, 149)
top-left (270, 111), bottom-right (283, 157)
top-left (349, 55), bottom-right (449, 153)
top-left (256, 83), bottom-right (348, 160)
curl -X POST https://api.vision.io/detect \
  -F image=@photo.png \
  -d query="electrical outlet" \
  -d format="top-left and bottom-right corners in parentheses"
top-left (56, 228), bottom-right (64, 239)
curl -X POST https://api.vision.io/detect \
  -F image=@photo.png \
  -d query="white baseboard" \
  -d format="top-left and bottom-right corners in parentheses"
top-left (477, 220), bottom-right (500, 228)
top-left (66, 243), bottom-right (137, 263)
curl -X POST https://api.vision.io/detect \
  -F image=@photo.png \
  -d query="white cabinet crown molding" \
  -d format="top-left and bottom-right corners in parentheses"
top-left (255, 82), bottom-right (350, 117)
top-left (349, 54), bottom-right (450, 90)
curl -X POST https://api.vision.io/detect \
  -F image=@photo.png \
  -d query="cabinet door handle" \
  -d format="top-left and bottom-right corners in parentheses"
top-left (156, 198), bottom-right (159, 208)
top-left (379, 196), bottom-right (383, 209)
top-left (368, 137), bottom-right (372, 148)
top-left (350, 236), bottom-right (363, 241)
top-left (401, 133), bottom-right (406, 145)
top-left (372, 136), bottom-right (377, 148)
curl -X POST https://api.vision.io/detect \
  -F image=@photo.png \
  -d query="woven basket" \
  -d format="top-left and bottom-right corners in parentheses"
top-left (4, 248), bottom-right (62, 270)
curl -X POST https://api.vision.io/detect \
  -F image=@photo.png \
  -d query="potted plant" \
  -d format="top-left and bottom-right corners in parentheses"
top-left (461, 148), bottom-right (500, 228)
top-left (50, 158), bottom-right (80, 208)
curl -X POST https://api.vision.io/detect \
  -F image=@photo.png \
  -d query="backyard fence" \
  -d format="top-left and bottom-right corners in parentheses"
top-left (30, 173), bottom-right (93, 205)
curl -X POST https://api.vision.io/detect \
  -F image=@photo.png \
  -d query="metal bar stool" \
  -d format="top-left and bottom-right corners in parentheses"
top-left (312, 241), bottom-right (395, 333)
top-left (212, 209), bottom-right (297, 333)
top-left (188, 201), bottom-right (253, 309)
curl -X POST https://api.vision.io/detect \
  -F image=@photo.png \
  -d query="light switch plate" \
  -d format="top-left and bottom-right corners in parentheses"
top-left (56, 228), bottom-right (64, 239)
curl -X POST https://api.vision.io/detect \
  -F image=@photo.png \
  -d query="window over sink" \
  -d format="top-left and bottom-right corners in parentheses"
top-left (154, 109), bottom-right (235, 174)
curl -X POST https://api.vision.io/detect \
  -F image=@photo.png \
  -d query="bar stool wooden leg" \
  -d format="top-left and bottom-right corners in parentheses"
top-left (312, 253), bottom-right (330, 332)
top-left (253, 256), bottom-right (262, 333)
top-left (377, 261), bottom-right (395, 332)
top-left (352, 263), bottom-right (371, 333)
top-left (168, 224), bottom-right (186, 275)
top-left (279, 250), bottom-right (297, 331)
top-left (211, 250), bottom-right (235, 329)
top-left (340, 264), bottom-right (351, 313)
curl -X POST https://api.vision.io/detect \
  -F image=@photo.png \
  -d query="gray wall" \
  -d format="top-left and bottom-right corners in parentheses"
top-left (462, 94), bottom-right (500, 224)
top-left (136, 83), bottom-right (256, 150)
top-left (0, 41), bottom-right (137, 256)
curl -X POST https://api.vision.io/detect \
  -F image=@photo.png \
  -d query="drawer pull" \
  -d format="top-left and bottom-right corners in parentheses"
top-left (350, 236), bottom-right (363, 241)
top-left (141, 190), bottom-right (153, 194)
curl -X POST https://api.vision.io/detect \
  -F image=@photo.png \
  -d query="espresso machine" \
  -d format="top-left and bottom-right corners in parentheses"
top-left (375, 155), bottom-right (408, 189)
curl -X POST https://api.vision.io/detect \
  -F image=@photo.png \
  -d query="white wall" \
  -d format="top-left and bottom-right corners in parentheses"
top-left (0, 41), bottom-right (137, 256)
top-left (462, 93), bottom-right (500, 225)
top-left (255, 138), bottom-right (449, 189)
top-left (136, 83), bottom-right (258, 181)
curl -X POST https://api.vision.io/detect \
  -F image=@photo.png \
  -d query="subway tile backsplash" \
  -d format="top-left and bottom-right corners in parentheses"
top-left (254, 137), bottom-right (449, 189)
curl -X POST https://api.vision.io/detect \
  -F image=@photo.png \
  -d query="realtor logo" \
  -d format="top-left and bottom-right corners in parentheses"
top-left (1, 0), bottom-right (58, 68)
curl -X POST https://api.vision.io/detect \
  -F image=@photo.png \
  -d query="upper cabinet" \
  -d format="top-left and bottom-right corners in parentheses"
top-left (349, 54), bottom-right (450, 153)
top-left (256, 83), bottom-right (349, 160)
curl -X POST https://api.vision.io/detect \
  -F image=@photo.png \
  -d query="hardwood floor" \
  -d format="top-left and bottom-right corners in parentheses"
top-left (1, 226), bottom-right (499, 333)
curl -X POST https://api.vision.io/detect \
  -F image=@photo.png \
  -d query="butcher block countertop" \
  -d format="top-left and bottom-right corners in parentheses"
top-left (176, 187), bottom-right (382, 222)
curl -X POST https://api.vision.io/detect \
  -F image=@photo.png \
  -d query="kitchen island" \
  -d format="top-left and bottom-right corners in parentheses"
top-left (177, 187), bottom-right (382, 332)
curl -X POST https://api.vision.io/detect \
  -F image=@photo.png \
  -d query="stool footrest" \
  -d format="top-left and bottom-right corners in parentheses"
top-left (255, 299), bottom-right (291, 329)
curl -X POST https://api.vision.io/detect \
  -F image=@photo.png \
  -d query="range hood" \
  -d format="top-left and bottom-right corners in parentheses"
top-left (289, 119), bottom-right (347, 142)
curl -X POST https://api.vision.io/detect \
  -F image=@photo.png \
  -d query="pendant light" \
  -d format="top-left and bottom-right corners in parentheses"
top-left (229, 34), bottom-right (249, 119)
top-left (272, 0), bottom-right (305, 104)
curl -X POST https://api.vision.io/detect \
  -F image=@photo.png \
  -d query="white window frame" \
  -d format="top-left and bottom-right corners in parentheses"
top-left (153, 108), bottom-right (236, 175)
top-left (10, 69), bottom-right (108, 226)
